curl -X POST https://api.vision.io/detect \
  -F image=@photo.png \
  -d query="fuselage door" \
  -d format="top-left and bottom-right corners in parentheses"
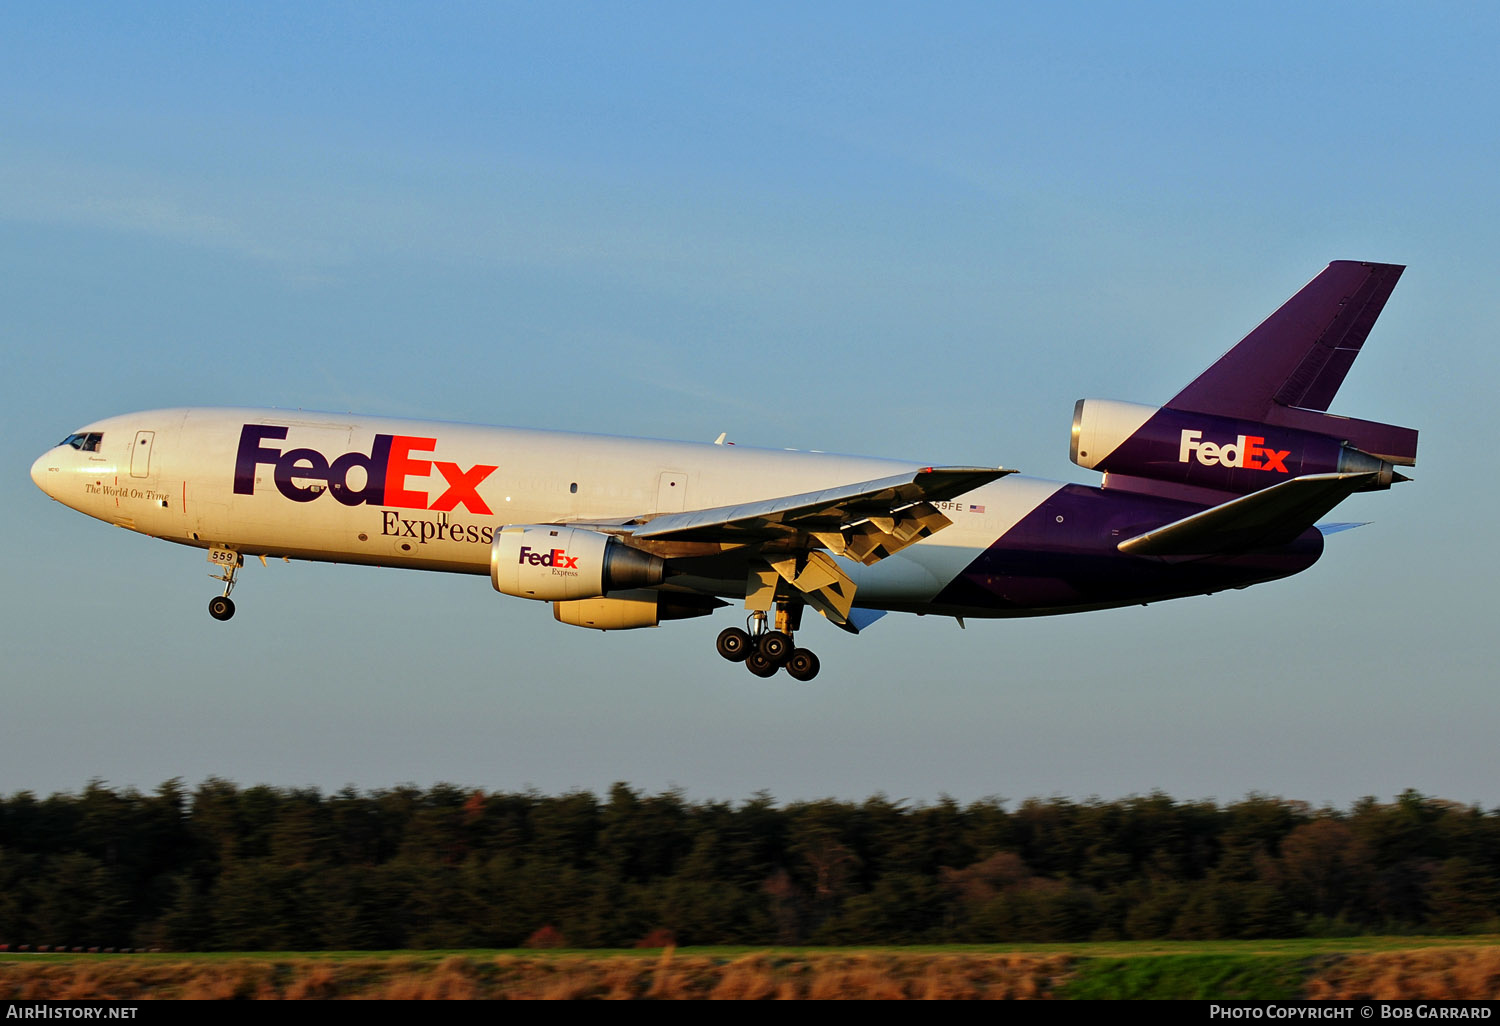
top-left (656, 471), bottom-right (687, 513)
top-left (130, 430), bottom-right (155, 479)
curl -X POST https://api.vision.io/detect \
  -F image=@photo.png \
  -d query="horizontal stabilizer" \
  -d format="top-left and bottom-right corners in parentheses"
top-left (1118, 472), bottom-right (1379, 557)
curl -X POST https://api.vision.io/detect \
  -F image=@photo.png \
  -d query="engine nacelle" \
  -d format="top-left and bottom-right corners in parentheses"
top-left (553, 590), bottom-right (725, 631)
top-left (1071, 399), bottom-right (1405, 493)
top-left (491, 525), bottom-right (665, 601)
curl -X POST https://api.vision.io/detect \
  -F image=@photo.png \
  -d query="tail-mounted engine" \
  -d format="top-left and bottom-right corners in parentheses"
top-left (491, 525), bottom-right (665, 601)
top-left (1070, 399), bottom-right (1413, 494)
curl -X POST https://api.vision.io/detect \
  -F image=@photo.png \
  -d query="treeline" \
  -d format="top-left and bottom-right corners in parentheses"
top-left (1, 781), bottom-right (1497, 950)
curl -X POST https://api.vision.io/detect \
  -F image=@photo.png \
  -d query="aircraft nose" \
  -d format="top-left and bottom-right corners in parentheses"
top-left (31, 449), bottom-right (58, 498)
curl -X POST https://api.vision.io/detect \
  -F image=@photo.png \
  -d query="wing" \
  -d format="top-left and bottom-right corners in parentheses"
top-left (631, 465), bottom-right (1008, 549)
top-left (570, 465), bottom-right (1012, 626)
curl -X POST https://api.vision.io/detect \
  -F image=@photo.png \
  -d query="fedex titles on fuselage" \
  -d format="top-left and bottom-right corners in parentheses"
top-left (1178, 429), bottom-right (1290, 473)
top-left (234, 424), bottom-right (500, 544)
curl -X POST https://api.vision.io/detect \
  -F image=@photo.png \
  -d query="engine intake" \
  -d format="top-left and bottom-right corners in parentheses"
top-left (491, 525), bottom-right (665, 601)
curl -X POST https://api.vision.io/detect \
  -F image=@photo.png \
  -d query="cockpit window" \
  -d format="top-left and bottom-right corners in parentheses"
top-left (60, 432), bottom-right (104, 452)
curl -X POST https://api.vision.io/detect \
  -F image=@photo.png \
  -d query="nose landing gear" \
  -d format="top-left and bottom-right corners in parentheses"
top-left (715, 605), bottom-right (821, 681)
top-left (207, 547), bottom-right (242, 621)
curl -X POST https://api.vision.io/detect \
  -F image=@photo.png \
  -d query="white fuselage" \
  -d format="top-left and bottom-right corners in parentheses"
top-left (31, 407), bottom-right (1060, 611)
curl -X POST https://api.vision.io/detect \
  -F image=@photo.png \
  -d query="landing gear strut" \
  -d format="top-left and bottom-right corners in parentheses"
top-left (714, 604), bottom-right (821, 681)
top-left (208, 548), bottom-right (242, 621)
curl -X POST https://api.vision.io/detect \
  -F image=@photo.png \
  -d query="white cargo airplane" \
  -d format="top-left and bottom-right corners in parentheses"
top-left (31, 262), bottom-right (1416, 680)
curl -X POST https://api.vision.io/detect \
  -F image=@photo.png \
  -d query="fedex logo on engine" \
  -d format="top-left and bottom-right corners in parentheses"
top-left (234, 425), bottom-right (498, 513)
top-left (1178, 430), bottom-right (1290, 473)
top-left (517, 546), bottom-right (579, 571)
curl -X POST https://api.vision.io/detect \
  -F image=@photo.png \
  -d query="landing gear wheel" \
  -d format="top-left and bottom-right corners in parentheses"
top-left (785, 648), bottom-right (820, 682)
top-left (758, 630), bottom-right (792, 664)
top-left (716, 627), bottom-right (752, 662)
top-left (745, 651), bottom-right (779, 678)
top-left (208, 595), bottom-right (236, 621)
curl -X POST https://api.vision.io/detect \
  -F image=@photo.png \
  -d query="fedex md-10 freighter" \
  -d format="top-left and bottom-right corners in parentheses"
top-left (31, 261), bottom-right (1417, 680)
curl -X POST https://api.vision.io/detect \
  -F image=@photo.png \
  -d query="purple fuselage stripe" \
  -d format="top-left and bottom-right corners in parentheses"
top-left (933, 484), bottom-right (1323, 613)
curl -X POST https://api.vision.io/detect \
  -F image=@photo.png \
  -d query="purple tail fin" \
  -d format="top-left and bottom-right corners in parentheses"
top-left (1072, 260), bottom-right (1419, 502)
top-left (1165, 261), bottom-right (1416, 464)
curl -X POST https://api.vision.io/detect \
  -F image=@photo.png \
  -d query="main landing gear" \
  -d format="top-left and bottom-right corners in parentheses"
top-left (207, 548), bottom-right (242, 621)
top-left (716, 608), bottom-right (821, 681)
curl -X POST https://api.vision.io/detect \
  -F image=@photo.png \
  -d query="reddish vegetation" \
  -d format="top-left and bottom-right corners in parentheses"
top-left (635, 929), bottom-right (677, 949)
top-left (0, 952), bottom-right (1069, 1000)
top-left (1, 948), bottom-right (1497, 999)
top-left (1305, 948), bottom-right (1500, 1001)
top-left (522, 925), bottom-right (567, 950)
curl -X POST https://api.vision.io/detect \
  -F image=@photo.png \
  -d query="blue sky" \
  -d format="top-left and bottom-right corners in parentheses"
top-left (3, 3), bottom-right (1496, 808)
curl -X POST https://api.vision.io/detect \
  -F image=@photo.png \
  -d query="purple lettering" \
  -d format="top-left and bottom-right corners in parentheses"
top-left (234, 425), bottom-right (289, 495)
top-left (273, 447), bottom-right (331, 502)
top-left (329, 435), bottom-right (392, 506)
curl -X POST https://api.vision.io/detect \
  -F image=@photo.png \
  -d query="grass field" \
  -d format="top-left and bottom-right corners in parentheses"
top-left (2, 938), bottom-right (1498, 999)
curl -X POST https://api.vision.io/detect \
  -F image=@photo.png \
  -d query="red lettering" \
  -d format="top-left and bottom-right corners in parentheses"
top-left (384, 435), bottom-right (437, 508)
top-left (1259, 447), bottom-right (1290, 473)
top-left (1243, 436), bottom-right (1265, 470)
top-left (430, 461), bottom-right (497, 514)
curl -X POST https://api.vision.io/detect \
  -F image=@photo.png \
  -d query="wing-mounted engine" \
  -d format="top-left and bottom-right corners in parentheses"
top-left (491, 525), bottom-right (664, 601)
top-left (554, 590), bottom-right (726, 630)
top-left (1071, 399), bottom-right (1412, 496)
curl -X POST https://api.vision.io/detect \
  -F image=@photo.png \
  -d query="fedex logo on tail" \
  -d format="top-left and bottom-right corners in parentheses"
top-left (1178, 430), bottom-right (1290, 473)
top-left (234, 425), bottom-right (498, 513)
